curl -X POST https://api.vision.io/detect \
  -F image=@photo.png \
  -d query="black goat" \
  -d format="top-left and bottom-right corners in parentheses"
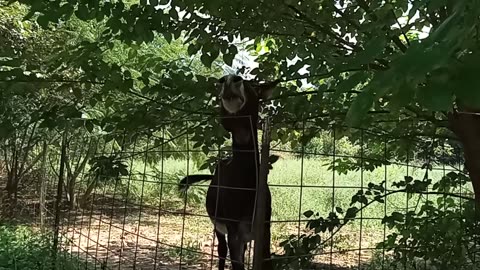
top-left (179, 75), bottom-right (279, 270)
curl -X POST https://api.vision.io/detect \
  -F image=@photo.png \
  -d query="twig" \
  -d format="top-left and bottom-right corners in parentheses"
top-left (391, 9), bottom-right (411, 46)
top-left (356, 0), bottom-right (408, 53)
top-left (126, 90), bottom-right (214, 116)
top-left (286, 4), bottom-right (357, 51)
top-left (279, 68), bottom-right (365, 82)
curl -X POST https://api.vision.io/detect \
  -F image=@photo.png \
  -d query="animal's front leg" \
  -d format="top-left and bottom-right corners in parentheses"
top-left (215, 230), bottom-right (228, 270)
top-left (227, 232), bottom-right (246, 270)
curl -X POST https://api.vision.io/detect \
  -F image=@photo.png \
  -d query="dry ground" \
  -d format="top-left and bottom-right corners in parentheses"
top-left (0, 177), bottom-right (381, 270)
top-left (56, 194), bottom-right (378, 270)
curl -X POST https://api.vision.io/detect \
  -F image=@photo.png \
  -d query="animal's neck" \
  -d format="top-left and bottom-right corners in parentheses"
top-left (231, 128), bottom-right (260, 165)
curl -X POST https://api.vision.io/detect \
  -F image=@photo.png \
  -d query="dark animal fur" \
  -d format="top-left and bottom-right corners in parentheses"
top-left (178, 76), bottom-right (279, 270)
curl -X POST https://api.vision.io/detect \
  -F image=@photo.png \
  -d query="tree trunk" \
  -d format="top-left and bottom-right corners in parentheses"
top-left (40, 141), bottom-right (48, 232)
top-left (67, 177), bottom-right (76, 209)
top-left (80, 178), bottom-right (97, 208)
top-left (448, 109), bottom-right (480, 206)
top-left (5, 171), bottom-right (14, 195)
top-left (65, 139), bottom-right (94, 209)
top-left (4, 171), bottom-right (17, 217)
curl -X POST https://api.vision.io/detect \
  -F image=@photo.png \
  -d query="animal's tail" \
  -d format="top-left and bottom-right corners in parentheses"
top-left (178, 174), bottom-right (213, 194)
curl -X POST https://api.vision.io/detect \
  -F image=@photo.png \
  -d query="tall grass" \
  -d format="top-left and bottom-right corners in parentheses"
top-left (75, 155), bottom-right (469, 267)
top-left (119, 156), bottom-right (455, 230)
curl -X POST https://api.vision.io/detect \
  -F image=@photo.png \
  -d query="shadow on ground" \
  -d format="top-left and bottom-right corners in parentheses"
top-left (1, 179), bottom-right (376, 270)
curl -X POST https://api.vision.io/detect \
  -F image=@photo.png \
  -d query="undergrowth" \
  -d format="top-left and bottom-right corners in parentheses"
top-left (0, 224), bottom-right (91, 270)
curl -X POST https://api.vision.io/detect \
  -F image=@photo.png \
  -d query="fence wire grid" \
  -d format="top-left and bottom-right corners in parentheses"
top-left (0, 116), bottom-right (477, 270)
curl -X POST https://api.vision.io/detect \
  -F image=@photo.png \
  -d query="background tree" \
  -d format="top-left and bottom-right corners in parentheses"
top-left (2, 0), bottom-right (480, 268)
top-left (9, 0), bottom-right (480, 202)
top-left (0, 1), bottom-right (226, 209)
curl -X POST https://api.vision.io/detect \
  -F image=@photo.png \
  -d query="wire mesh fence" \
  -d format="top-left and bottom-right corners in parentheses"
top-left (0, 116), bottom-right (478, 270)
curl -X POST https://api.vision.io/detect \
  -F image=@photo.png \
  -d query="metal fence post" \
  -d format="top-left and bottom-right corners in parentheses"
top-left (253, 118), bottom-right (271, 270)
top-left (52, 130), bottom-right (67, 269)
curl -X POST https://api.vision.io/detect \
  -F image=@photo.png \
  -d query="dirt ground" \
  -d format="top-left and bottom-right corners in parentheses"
top-left (56, 195), bottom-right (377, 270)
top-left (1, 180), bottom-right (378, 270)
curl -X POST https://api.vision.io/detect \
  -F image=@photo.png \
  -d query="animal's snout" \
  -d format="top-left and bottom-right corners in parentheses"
top-left (222, 89), bottom-right (239, 100)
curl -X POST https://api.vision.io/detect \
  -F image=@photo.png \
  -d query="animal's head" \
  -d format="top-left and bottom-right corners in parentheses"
top-left (215, 75), bottom-right (280, 146)
top-left (216, 74), bottom-right (279, 115)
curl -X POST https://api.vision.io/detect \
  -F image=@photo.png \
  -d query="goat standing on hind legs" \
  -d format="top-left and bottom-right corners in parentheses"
top-left (179, 75), bottom-right (280, 270)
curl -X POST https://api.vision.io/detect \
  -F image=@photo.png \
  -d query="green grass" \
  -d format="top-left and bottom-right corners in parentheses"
top-left (86, 155), bottom-right (470, 248)
top-left (120, 157), bottom-right (454, 222)
top-left (268, 157), bottom-right (444, 221)
top-left (165, 239), bottom-right (203, 266)
top-left (72, 155), bottom-right (473, 267)
top-left (109, 156), bottom-right (465, 242)
top-left (0, 224), bottom-right (93, 270)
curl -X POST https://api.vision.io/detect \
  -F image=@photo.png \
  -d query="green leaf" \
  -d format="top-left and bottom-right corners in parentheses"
top-left (199, 162), bottom-right (209, 170)
top-left (303, 210), bottom-right (314, 218)
top-left (408, 0), bottom-right (427, 18)
top-left (334, 72), bottom-right (368, 97)
top-left (75, 4), bottom-right (90, 20)
top-left (37, 15), bottom-right (50, 28)
top-left (345, 90), bottom-right (375, 127)
top-left (72, 87), bottom-right (82, 99)
top-left (223, 53), bottom-right (235, 66)
top-left (119, 167), bottom-right (129, 176)
top-left (388, 82), bottom-right (415, 111)
top-left (344, 207), bottom-right (358, 220)
top-left (200, 53), bottom-right (214, 68)
top-left (428, 11), bottom-right (462, 44)
top-left (453, 53), bottom-right (480, 108)
top-left (163, 33), bottom-right (172, 43)
top-left (85, 121), bottom-right (94, 133)
top-left (268, 154), bottom-right (280, 164)
top-left (187, 43), bottom-right (200, 55)
top-left (391, 212), bottom-right (405, 222)
top-left (417, 84), bottom-right (453, 111)
top-left (128, 49), bottom-right (138, 59)
top-left (427, 0), bottom-right (448, 11)
top-left (351, 35), bottom-right (387, 66)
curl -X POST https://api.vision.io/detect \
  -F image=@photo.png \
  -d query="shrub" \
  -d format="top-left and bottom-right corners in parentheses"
top-left (273, 170), bottom-right (480, 270)
top-left (0, 224), bottom-right (90, 270)
top-left (291, 131), bottom-right (360, 157)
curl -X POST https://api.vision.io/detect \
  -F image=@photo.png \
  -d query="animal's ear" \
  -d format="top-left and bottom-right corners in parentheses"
top-left (257, 79), bottom-right (281, 100)
top-left (215, 76), bottom-right (227, 89)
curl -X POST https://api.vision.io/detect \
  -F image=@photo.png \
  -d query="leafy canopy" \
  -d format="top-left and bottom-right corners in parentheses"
top-left (7, 0), bottom-right (478, 169)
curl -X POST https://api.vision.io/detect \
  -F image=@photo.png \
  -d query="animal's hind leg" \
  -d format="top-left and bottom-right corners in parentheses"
top-left (227, 232), bottom-right (246, 270)
top-left (215, 230), bottom-right (227, 270)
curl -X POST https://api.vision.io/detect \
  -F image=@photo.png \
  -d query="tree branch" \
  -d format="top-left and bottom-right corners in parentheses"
top-left (126, 90), bottom-right (214, 116)
top-left (279, 67), bottom-right (366, 83)
top-left (391, 9), bottom-right (411, 46)
top-left (0, 78), bottom-right (214, 116)
top-left (356, 0), bottom-right (408, 53)
top-left (269, 88), bottom-right (361, 101)
top-left (18, 122), bottom-right (38, 180)
top-left (286, 4), bottom-right (357, 51)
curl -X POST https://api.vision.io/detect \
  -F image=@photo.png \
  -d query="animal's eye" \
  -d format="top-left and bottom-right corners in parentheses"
top-left (232, 76), bottom-right (242, 83)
